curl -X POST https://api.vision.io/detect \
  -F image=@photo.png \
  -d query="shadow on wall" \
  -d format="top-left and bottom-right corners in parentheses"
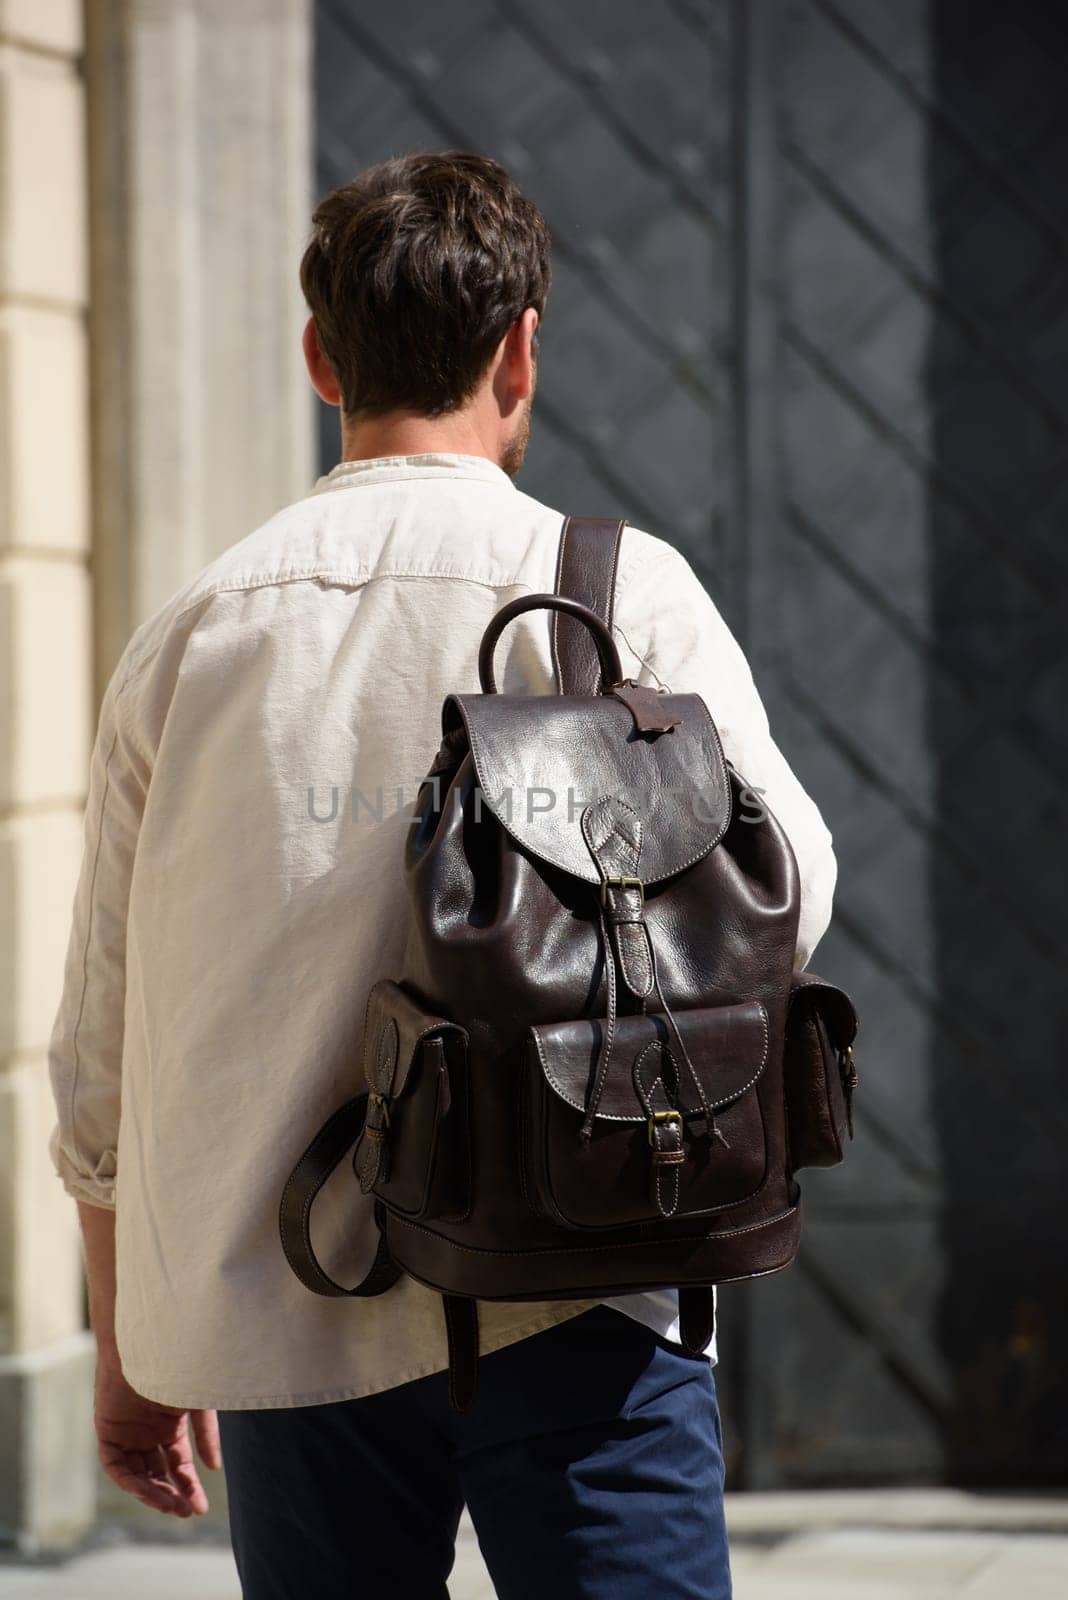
top-left (929, 0), bottom-right (1068, 1483)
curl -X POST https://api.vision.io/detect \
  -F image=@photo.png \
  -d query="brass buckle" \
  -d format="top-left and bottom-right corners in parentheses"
top-left (647, 1109), bottom-right (683, 1146)
top-left (368, 1091), bottom-right (391, 1127)
top-left (600, 875), bottom-right (645, 907)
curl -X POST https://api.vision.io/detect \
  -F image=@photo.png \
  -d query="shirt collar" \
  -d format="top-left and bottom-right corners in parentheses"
top-left (312, 452), bottom-right (517, 495)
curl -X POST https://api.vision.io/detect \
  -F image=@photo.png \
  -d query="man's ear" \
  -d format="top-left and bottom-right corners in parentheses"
top-left (522, 306), bottom-right (539, 356)
top-left (512, 306), bottom-right (539, 398)
top-left (302, 317), bottom-right (342, 407)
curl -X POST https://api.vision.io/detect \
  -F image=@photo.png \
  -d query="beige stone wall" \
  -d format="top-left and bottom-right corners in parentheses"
top-left (0, 0), bottom-right (91, 1357)
top-left (1, 0), bottom-right (313, 1553)
top-left (0, 0), bottom-right (98, 1551)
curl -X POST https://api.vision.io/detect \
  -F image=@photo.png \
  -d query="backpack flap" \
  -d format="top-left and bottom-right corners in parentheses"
top-left (524, 1001), bottom-right (771, 1228)
top-left (442, 688), bottom-right (731, 888)
top-left (353, 979), bottom-right (471, 1222)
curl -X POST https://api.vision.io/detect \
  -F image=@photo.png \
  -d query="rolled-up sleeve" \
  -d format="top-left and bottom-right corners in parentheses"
top-left (614, 543), bottom-right (838, 969)
top-left (47, 655), bottom-right (149, 1209)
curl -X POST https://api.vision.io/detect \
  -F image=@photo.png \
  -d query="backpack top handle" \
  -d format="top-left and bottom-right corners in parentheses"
top-left (478, 593), bottom-right (623, 696)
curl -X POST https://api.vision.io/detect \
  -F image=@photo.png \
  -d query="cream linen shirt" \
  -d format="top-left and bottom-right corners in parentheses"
top-left (47, 452), bottom-right (837, 1410)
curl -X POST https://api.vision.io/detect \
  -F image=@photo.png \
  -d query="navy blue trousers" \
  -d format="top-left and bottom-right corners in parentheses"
top-left (218, 1304), bottom-right (732, 1599)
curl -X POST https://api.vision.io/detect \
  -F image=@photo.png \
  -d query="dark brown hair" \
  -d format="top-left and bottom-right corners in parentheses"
top-left (300, 150), bottom-right (551, 418)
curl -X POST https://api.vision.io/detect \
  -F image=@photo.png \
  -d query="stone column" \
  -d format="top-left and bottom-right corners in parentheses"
top-left (0, 0), bottom-right (98, 1552)
top-left (87, 0), bottom-right (314, 675)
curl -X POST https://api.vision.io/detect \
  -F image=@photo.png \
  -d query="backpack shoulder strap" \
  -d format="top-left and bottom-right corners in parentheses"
top-left (279, 1094), bottom-right (401, 1299)
top-left (551, 515), bottom-right (626, 694)
top-left (678, 1285), bottom-right (717, 1355)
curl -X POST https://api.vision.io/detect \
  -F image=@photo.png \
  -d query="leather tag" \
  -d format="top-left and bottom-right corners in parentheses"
top-left (611, 682), bottom-right (682, 735)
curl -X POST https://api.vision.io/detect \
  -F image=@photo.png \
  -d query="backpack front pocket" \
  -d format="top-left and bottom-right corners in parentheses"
top-left (523, 1002), bottom-right (771, 1230)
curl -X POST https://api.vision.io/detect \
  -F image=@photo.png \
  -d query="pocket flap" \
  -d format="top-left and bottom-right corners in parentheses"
top-left (362, 979), bottom-right (468, 1100)
top-left (786, 972), bottom-right (858, 1052)
top-left (529, 1001), bottom-right (770, 1122)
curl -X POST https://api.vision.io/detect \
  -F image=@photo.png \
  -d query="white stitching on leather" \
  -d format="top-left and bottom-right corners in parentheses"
top-left (389, 1202), bottom-right (802, 1257)
top-left (456, 693), bottom-right (733, 886)
top-left (530, 1002), bottom-right (770, 1119)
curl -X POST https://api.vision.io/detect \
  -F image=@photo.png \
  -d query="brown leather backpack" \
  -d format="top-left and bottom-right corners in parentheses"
top-left (280, 517), bottom-right (858, 1411)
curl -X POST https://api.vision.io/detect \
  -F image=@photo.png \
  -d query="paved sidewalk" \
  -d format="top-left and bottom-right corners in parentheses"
top-left (729, 1528), bottom-right (1067, 1600)
top-left (1, 1492), bottom-right (1065, 1598)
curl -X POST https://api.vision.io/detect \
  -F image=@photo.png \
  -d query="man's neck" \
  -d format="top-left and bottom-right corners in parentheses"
top-left (340, 413), bottom-right (502, 468)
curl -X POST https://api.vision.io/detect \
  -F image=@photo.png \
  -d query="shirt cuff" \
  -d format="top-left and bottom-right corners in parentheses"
top-left (48, 1123), bottom-right (117, 1209)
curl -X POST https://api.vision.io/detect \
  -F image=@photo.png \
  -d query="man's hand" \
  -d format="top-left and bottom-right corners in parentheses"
top-left (74, 1200), bottom-right (221, 1515)
top-left (94, 1350), bottom-right (221, 1516)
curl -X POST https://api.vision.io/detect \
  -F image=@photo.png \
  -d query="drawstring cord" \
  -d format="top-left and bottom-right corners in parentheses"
top-left (578, 893), bottom-right (728, 1149)
top-left (645, 929), bottom-right (729, 1149)
top-left (579, 900), bottom-right (619, 1142)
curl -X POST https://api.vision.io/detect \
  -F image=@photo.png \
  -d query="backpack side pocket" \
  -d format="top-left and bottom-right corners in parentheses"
top-left (783, 972), bottom-right (859, 1170)
top-left (353, 980), bottom-right (471, 1222)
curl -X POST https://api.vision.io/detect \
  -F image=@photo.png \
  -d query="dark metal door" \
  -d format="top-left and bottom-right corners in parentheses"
top-left (314, 0), bottom-right (1068, 1486)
